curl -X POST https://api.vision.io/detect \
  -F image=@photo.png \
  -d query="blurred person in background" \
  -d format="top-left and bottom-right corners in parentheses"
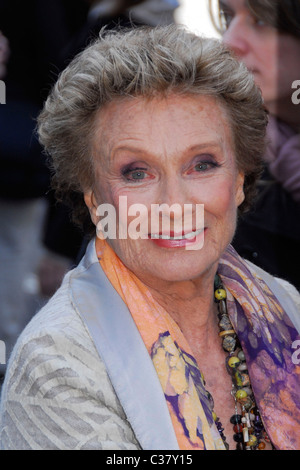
top-left (210, 0), bottom-right (300, 290)
top-left (0, 30), bottom-right (9, 79)
top-left (62, 0), bottom-right (180, 62)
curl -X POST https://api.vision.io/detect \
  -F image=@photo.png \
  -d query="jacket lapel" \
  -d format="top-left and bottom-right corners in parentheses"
top-left (69, 239), bottom-right (179, 450)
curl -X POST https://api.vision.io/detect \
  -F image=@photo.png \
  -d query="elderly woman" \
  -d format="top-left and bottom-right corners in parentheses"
top-left (1, 25), bottom-right (300, 451)
top-left (209, 0), bottom-right (300, 290)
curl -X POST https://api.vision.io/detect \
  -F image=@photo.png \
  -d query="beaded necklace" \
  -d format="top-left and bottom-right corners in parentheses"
top-left (203, 274), bottom-right (273, 450)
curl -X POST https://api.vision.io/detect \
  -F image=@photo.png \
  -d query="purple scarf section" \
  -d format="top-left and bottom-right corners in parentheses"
top-left (265, 116), bottom-right (300, 204)
top-left (218, 245), bottom-right (300, 450)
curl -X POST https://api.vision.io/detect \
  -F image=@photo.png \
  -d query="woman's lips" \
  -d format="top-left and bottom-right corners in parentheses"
top-left (148, 228), bottom-right (205, 249)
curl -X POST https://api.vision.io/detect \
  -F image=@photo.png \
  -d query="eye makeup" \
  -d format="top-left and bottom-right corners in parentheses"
top-left (121, 162), bottom-right (149, 182)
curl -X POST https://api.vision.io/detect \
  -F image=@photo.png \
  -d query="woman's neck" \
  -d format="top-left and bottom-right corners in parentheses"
top-left (145, 273), bottom-right (220, 355)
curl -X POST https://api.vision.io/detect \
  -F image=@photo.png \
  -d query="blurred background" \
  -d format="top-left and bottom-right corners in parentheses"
top-left (176, 0), bottom-right (220, 37)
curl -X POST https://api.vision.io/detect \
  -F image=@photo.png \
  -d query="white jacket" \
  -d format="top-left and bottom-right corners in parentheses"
top-left (0, 240), bottom-right (299, 450)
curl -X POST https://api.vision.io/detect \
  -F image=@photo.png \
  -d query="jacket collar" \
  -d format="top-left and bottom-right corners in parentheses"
top-left (69, 239), bottom-right (179, 450)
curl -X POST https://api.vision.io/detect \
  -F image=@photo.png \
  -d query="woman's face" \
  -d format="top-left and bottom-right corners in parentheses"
top-left (220, 0), bottom-right (300, 110)
top-left (85, 93), bottom-right (244, 287)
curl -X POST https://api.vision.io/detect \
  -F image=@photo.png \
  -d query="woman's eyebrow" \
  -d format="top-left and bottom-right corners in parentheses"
top-left (188, 142), bottom-right (224, 152)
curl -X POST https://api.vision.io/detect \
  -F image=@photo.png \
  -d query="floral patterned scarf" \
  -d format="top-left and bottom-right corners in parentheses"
top-left (95, 238), bottom-right (300, 450)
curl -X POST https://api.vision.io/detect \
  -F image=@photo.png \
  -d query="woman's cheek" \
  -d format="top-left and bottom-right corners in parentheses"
top-left (103, 185), bottom-right (151, 240)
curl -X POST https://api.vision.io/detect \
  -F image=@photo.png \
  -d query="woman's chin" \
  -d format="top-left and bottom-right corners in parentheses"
top-left (133, 253), bottom-right (217, 286)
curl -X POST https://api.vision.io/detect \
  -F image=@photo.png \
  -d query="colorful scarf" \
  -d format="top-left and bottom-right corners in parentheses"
top-left (95, 238), bottom-right (300, 450)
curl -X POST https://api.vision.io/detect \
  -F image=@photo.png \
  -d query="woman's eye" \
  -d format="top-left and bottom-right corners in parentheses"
top-left (123, 168), bottom-right (148, 181)
top-left (194, 161), bottom-right (216, 172)
top-left (130, 170), bottom-right (146, 180)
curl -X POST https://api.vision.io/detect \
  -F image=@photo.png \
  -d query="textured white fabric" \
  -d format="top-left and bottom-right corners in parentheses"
top-left (0, 270), bottom-right (140, 450)
top-left (0, 198), bottom-right (47, 376)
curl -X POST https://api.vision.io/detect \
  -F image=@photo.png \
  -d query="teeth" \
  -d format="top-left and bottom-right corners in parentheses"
top-left (151, 229), bottom-right (203, 240)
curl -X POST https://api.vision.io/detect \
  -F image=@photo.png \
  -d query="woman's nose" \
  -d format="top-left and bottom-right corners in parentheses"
top-left (160, 177), bottom-right (188, 207)
top-left (223, 19), bottom-right (250, 59)
top-left (154, 178), bottom-right (186, 224)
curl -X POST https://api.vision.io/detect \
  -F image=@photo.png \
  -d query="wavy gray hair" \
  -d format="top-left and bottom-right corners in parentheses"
top-left (38, 25), bottom-right (268, 234)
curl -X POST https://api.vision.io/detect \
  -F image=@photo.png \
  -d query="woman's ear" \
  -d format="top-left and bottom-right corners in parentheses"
top-left (235, 171), bottom-right (245, 207)
top-left (84, 191), bottom-right (99, 227)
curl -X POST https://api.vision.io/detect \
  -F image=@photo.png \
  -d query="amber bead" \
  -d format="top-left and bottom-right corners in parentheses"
top-left (258, 441), bottom-right (266, 450)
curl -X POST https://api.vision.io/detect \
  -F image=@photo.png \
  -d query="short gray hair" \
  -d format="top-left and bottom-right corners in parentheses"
top-left (38, 25), bottom-right (268, 233)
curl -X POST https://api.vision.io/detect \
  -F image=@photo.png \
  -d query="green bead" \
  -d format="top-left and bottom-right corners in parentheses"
top-left (248, 435), bottom-right (257, 447)
top-left (235, 389), bottom-right (248, 400)
top-left (215, 288), bottom-right (227, 300)
top-left (228, 356), bottom-right (240, 368)
top-left (234, 371), bottom-right (243, 387)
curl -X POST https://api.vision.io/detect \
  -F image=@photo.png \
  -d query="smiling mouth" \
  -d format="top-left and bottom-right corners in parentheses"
top-left (149, 229), bottom-right (204, 240)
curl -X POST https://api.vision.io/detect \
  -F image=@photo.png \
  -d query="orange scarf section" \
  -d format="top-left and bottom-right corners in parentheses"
top-left (96, 238), bottom-right (225, 450)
